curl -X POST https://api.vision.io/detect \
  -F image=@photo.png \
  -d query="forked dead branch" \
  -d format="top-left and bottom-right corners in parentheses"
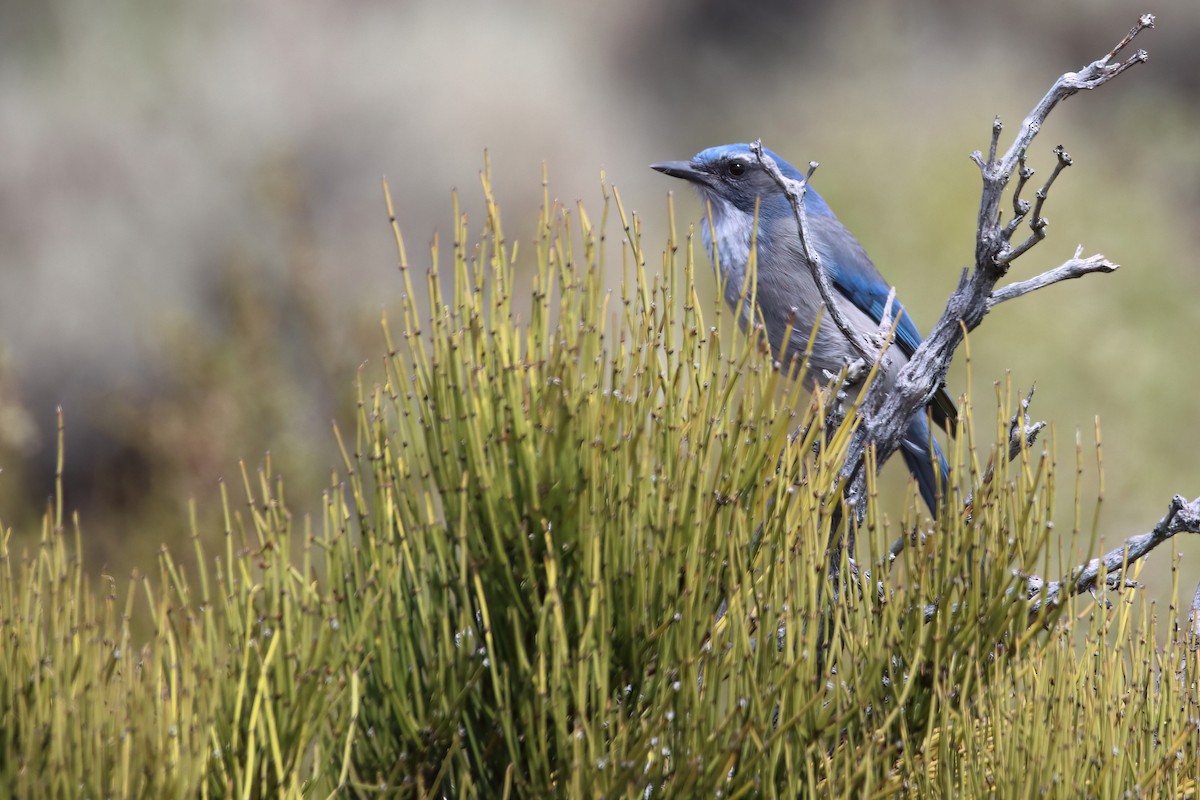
top-left (758, 14), bottom-right (1199, 613)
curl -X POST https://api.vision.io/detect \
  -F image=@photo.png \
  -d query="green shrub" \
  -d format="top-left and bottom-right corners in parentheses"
top-left (1, 168), bottom-right (1196, 798)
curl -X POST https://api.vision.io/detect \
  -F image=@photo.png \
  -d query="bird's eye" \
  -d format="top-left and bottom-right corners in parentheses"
top-left (727, 159), bottom-right (746, 177)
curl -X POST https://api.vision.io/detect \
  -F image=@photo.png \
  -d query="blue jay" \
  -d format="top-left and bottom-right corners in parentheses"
top-left (652, 143), bottom-right (956, 515)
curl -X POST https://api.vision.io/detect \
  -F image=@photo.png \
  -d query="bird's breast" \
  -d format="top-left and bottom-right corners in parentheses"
top-left (701, 208), bottom-right (755, 319)
top-left (701, 210), bottom-right (899, 385)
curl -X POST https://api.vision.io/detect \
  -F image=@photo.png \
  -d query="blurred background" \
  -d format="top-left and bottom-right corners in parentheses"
top-left (1, 0), bottom-right (1197, 601)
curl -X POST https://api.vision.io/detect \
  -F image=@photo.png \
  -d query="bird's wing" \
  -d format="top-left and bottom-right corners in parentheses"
top-left (808, 213), bottom-right (923, 357)
top-left (810, 212), bottom-right (958, 434)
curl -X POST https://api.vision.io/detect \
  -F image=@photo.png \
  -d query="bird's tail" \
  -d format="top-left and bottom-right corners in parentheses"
top-left (899, 412), bottom-right (949, 517)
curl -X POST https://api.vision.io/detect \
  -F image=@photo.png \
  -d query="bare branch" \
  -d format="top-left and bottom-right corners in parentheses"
top-left (1003, 153), bottom-right (1034, 238)
top-left (987, 117), bottom-right (1002, 166)
top-left (988, 15), bottom-right (1152, 196)
top-left (749, 140), bottom-right (885, 369)
top-left (836, 17), bottom-right (1152, 522)
top-left (997, 145), bottom-right (1074, 265)
top-left (1031, 146), bottom-right (1073, 224)
top-left (871, 287), bottom-right (901, 357)
top-left (988, 246), bottom-right (1119, 308)
top-left (1027, 494), bottom-right (1200, 612)
top-left (952, 384), bottom-right (1046, 527)
top-left (1003, 384), bottom-right (1046, 464)
top-left (1189, 579), bottom-right (1200, 643)
top-left (1108, 14), bottom-right (1157, 63)
top-left (972, 384), bottom-right (1046, 505)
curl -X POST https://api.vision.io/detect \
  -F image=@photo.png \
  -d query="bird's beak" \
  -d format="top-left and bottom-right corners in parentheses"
top-left (651, 160), bottom-right (708, 184)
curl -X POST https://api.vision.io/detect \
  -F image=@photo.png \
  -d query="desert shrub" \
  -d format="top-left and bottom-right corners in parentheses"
top-left (1, 169), bottom-right (1196, 798)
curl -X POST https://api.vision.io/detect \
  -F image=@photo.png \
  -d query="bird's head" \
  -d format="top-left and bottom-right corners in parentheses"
top-left (651, 143), bottom-right (826, 220)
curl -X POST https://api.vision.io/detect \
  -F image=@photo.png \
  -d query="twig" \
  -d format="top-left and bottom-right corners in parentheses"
top-left (970, 13), bottom-right (1153, 180)
top-left (886, 385), bottom-right (1045, 564)
top-left (1189, 579), bottom-right (1200, 643)
top-left (914, 493), bottom-right (1198, 624)
top-left (1026, 494), bottom-right (1200, 612)
top-left (874, 287), bottom-right (898, 351)
top-left (1002, 385), bottom-right (1046, 464)
top-left (1003, 152), bottom-right (1034, 239)
top-left (996, 145), bottom-right (1073, 265)
top-left (748, 141), bottom-right (886, 369)
top-left (988, 246), bottom-right (1119, 308)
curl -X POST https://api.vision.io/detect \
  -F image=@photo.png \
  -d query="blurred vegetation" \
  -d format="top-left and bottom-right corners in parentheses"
top-left (0, 153), bottom-right (375, 585)
top-left (1, 1), bottom-right (1198, 597)
top-left (1, 172), bottom-right (1198, 797)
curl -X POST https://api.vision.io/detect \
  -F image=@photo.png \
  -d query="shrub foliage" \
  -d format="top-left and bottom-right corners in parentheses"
top-left (1, 170), bottom-right (1197, 797)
